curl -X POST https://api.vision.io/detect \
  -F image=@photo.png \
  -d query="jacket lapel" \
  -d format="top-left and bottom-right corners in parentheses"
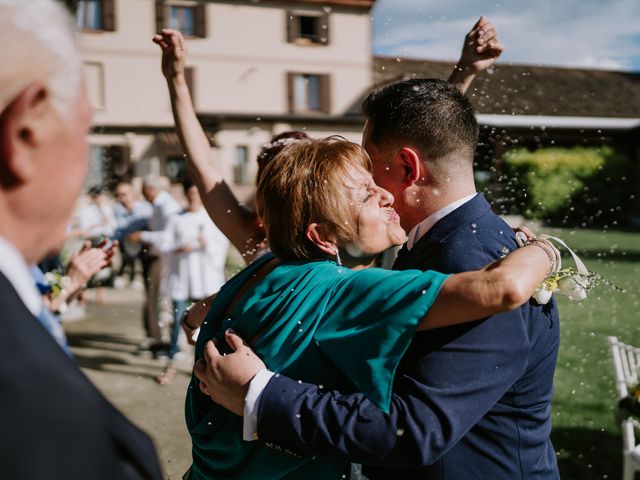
top-left (393, 194), bottom-right (493, 270)
top-left (420, 194), bottom-right (491, 244)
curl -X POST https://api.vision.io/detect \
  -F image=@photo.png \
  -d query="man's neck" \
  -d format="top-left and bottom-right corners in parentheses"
top-left (0, 203), bottom-right (33, 263)
top-left (406, 192), bottom-right (477, 250)
top-left (0, 235), bottom-right (42, 316)
top-left (402, 182), bottom-right (476, 232)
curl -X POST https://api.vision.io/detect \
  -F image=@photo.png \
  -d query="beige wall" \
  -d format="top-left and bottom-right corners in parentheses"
top-left (78, 0), bottom-right (373, 190)
top-left (80, 0), bottom-right (372, 122)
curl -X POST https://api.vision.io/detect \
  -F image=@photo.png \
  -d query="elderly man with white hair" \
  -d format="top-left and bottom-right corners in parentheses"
top-left (0, 1), bottom-right (162, 478)
top-left (129, 174), bottom-right (181, 352)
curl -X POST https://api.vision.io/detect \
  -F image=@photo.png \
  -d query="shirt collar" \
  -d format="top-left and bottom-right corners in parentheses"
top-left (0, 236), bottom-right (42, 316)
top-left (406, 193), bottom-right (477, 251)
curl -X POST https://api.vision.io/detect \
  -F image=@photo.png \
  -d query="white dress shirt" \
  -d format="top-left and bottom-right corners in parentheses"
top-left (0, 236), bottom-right (42, 317)
top-left (405, 193), bottom-right (477, 251)
top-left (241, 193), bottom-right (478, 440)
top-left (74, 202), bottom-right (117, 238)
top-left (160, 208), bottom-right (230, 301)
top-left (139, 190), bottom-right (182, 255)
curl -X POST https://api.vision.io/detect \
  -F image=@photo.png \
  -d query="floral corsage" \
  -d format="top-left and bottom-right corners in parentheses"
top-left (515, 233), bottom-right (623, 305)
top-left (43, 271), bottom-right (73, 297)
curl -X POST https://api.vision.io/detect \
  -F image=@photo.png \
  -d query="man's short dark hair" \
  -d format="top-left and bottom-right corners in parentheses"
top-left (362, 78), bottom-right (479, 162)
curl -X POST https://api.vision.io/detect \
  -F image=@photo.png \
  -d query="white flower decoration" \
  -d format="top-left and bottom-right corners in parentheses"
top-left (520, 234), bottom-right (622, 305)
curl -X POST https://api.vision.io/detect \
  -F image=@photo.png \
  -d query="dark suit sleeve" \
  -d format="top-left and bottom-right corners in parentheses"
top-left (0, 375), bottom-right (161, 480)
top-left (257, 307), bottom-right (530, 467)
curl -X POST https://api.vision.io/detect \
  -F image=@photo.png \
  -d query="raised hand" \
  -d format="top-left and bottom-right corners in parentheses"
top-left (152, 28), bottom-right (187, 80)
top-left (67, 242), bottom-right (113, 288)
top-left (457, 16), bottom-right (504, 74)
top-left (448, 16), bottom-right (505, 94)
top-left (193, 330), bottom-right (267, 416)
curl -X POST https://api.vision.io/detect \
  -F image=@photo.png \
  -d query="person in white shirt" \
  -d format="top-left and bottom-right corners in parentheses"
top-left (129, 174), bottom-right (181, 349)
top-left (74, 184), bottom-right (117, 239)
top-left (156, 179), bottom-right (229, 384)
top-left (113, 180), bottom-right (153, 284)
top-left (72, 184), bottom-right (118, 302)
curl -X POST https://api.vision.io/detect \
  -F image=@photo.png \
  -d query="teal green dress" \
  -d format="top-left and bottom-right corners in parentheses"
top-left (186, 253), bottom-right (449, 479)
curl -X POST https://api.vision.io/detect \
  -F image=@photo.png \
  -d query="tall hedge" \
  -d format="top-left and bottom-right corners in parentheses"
top-left (501, 146), bottom-right (633, 226)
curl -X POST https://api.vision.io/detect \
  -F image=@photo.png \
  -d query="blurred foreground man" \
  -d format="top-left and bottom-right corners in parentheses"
top-left (0, 1), bottom-right (162, 478)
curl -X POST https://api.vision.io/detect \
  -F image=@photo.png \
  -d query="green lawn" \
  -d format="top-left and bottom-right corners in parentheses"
top-left (543, 227), bottom-right (640, 479)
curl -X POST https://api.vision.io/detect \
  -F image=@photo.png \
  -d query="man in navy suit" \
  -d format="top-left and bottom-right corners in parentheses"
top-left (0, 1), bottom-right (162, 478)
top-left (196, 80), bottom-right (560, 478)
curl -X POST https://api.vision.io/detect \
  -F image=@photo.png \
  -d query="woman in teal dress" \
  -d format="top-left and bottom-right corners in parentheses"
top-left (185, 138), bottom-right (556, 479)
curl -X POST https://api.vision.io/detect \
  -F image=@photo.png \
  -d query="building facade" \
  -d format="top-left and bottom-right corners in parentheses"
top-left (69, 0), bottom-right (374, 199)
top-left (65, 1), bottom-right (640, 208)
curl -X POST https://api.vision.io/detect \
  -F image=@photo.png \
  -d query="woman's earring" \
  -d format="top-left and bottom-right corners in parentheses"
top-left (334, 247), bottom-right (342, 266)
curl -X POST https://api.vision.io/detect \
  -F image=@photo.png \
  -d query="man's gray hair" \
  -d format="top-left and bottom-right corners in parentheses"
top-left (0, 0), bottom-right (82, 116)
top-left (142, 174), bottom-right (165, 191)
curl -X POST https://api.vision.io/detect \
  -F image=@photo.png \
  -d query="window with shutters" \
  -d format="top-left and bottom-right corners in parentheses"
top-left (286, 11), bottom-right (329, 46)
top-left (155, 1), bottom-right (206, 38)
top-left (287, 73), bottom-right (330, 114)
top-left (165, 155), bottom-right (188, 183)
top-left (75, 0), bottom-right (116, 31)
top-left (86, 144), bottom-right (130, 188)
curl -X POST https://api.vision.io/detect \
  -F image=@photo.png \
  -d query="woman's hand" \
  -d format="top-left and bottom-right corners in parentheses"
top-left (513, 225), bottom-right (537, 240)
top-left (449, 16), bottom-right (504, 94)
top-left (66, 241), bottom-right (115, 293)
top-left (181, 294), bottom-right (216, 345)
top-left (456, 16), bottom-right (504, 74)
top-left (153, 28), bottom-right (187, 80)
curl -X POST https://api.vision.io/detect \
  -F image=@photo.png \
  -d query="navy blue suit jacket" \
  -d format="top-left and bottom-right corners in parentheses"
top-left (256, 195), bottom-right (560, 479)
top-left (0, 272), bottom-right (163, 480)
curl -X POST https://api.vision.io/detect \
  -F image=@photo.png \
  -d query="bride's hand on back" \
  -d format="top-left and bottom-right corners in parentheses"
top-left (152, 28), bottom-right (187, 80)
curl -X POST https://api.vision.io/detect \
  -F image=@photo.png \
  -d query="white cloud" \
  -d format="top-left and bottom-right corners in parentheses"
top-left (567, 56), bottom-right (629, 70)
top-left (372, 0), bottom-right (640, 71)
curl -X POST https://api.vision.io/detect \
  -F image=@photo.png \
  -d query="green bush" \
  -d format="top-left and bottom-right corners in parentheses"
top-left (501, 146), bottom-right (634, 226)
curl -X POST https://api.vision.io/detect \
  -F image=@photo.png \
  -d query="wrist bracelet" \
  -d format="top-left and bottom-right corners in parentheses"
top-left (527, 240), bottom-right (556, 273)
top-left (514, 231), bottom-right (560, 273)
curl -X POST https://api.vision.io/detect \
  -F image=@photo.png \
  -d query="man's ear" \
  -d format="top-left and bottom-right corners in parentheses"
top-left (305, 223), bottom-right (337, 256)
top-left (395, 147), bottom-right (422, 187)
top-left (0, 83), bottom-right (50, 186)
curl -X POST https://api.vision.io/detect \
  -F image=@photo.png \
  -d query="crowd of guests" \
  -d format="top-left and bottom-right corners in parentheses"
top-left (1, 1), bottom-right (567, 480)
top-left (36, 174), bottom-right (229, 384)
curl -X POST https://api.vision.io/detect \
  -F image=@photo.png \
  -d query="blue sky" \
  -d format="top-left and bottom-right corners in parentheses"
top-left (371, 0), bottom-right (640, 72)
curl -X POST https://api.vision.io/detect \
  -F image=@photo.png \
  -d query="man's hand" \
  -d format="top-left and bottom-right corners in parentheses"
top-left (152, 29), bottom-right (187, 80)
top-left (128, 231), bottom-right (142, 243)
top-left (193, 330), bottom-right (266, 416)
top-left (448, 16), bottom-right (504, 94)
top-left (174, 244), bottom-right (195, 254)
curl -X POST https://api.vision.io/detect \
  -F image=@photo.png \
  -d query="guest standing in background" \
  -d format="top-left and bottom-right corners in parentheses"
top-left (129, 174), bottom-right (181, 353)
top-left (113, 179), bottom-right (153, 286)
top-left (74, 185), bottom-right (117, 239)
top-left (156, 179), bottom-right (229, 384)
